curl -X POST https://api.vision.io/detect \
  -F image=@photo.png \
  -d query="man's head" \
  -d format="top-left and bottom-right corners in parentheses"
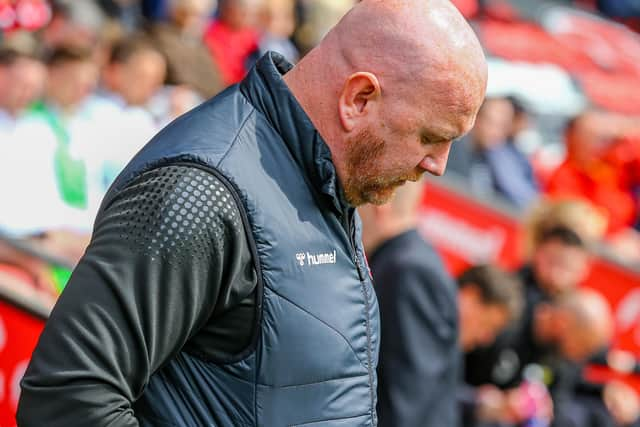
top-left (458, 265), bottom-right (523, 352)
top-left (41, 1), bottom-right (103, 50)
top-left (0, 49), bottom-right (46, 116)
top-left (531, 226), bottom-right (591, 297)
top-left (218, 0), bottom-right (263, 30)
top-left (45, 46), bottom-right (98, 111)
top-left (260, 0), bottom-right (296, 38)
top-left (470, 97), bottom-right (515, 150)
top-left (506, 96), bottom-right (529, 140)
top-left (283, 0), bottom-right (487, 206)
top-left (534, 289), bottom-right (613, 362)
top-left (103, 38), bottom-right (167, 106)
top-left (564, 110), bottom-right (617, 168)
top-left (169, 0), bottom-right (217, 35)
top-left (359, 179), bottom-right (425, 252)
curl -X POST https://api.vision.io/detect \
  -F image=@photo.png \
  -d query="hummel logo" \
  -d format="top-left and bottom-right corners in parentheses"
top-left (295, 252), bottom-right (306, 266)
top-left (295, 250), bottom-right (337, 267)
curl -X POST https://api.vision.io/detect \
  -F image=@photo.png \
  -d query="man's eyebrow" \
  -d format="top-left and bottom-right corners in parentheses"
top-left (421, 129), bottom-right (458, 143)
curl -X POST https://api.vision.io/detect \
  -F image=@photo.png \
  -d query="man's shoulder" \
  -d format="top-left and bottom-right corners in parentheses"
top-left (373, 230), bottom-right (450, 281)
top-left (161, 85), bottom-right (254, 141)
top-left (98, 165), bottom-right (245, 260)
top-left (110, 86), bottom-right (259, 191)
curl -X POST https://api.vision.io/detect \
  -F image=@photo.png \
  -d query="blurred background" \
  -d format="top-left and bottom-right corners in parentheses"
top-left (0, 0), bottom-right (639, 425)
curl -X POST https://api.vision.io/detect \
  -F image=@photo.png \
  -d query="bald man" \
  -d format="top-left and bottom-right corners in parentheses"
top-left (535, 289), bottom-right (613, 362)
top-left (18, 1), bottom-right (487, 426)
top-left (529, 290), bottom-right (614, 427)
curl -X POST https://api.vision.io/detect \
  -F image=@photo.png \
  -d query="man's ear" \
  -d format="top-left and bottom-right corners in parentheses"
top-left (338, 72), bottom-right (381, 132)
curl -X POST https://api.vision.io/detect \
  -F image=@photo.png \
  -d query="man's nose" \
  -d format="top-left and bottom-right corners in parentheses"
top-left (419, 142), bottom-right (452, 176)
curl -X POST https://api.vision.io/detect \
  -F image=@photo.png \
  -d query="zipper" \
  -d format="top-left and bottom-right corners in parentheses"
top-left (345, 210), bottom-right (375, 422)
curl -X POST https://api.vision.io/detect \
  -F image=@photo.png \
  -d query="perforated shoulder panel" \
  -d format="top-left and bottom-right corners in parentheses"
top-left (107, 165), bottom-right (243, 265)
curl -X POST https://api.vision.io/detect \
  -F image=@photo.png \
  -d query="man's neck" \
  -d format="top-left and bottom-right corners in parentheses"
top-left (283, 57), bottom-right (348, 190)
top-left (284, 47), bottom-right (344, 142)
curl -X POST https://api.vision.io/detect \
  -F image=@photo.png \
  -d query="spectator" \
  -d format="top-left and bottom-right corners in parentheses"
top-left (11, 45), bottom-right (111, 225)
top-left (101, 36), bottom-right (167, 108)
top-left (523, 197), bottom-right (607, 259)
top-left (546, 111), bottom-right (640, 263)
top-left (517, 198), bottom-right (608, 311)
top-left (0, 47), bottom-right (87, 299)
top-left (0, 46), bottom-right (107, 285)
top-left (447, 97), bottom-right (539, 210)
top-left (457, 266), bottom-right (523, 356)
top-left (467, 200), bottom-right (635, 427)
top-left (97, 36), bottom-right (164, 182)
top-left (204, 0), bottom-right (262, 85)
top-left (361, 179), bottom-right (524, 427)
top-left (466, 288), bottom-right (614, 427)
top-left (456, 265), bottom-right (524, 427)
top-left (147, 0), bottom-right (224, 98)
top-left (258, 0), bottom-right (299, 64)
top-left (40, 0), bottom-right (106, 50)
top-left (506, 95), bottom-right (541, 158)
top-left (522, 225), bottom-right (592, 300)
top-left (466, 206), bottom-right (602, 391)
top-left (546, 111), bottom-right (638, 234)
top-left (360, 180), bottom-right (460, 427)
top-left (0, 48), bottom-right (46, 139)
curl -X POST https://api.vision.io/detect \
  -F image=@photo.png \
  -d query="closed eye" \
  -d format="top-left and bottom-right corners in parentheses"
top-left (421, 134), bottom-right (450, 145)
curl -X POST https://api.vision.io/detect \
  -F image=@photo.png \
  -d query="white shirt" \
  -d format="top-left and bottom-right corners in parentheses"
top-left (0, 96), bottom-right (156, 237)
top-left (0, 112), bottom-right (88, 236)
top-left (0, 110), bottom-right (17, 141)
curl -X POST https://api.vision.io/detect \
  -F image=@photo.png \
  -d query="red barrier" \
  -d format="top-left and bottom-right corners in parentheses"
top-left (417, 180), bottom-right (524, 274)
top-left (0, 299), bottom-right (45, 426)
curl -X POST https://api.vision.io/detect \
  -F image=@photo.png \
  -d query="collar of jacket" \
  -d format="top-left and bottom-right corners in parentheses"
top-left (239, 51), bottom-right (350, 216)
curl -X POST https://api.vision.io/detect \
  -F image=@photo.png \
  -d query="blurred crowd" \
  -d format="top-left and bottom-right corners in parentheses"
top-left (363, 180), bottom-right (640, 427)
top-left (0, 0), bottom-right (639, 426)
top-left (446, 96), bottom-right (640, 265)
top-left (0, 0), bottom-right (638, 300)
top-left (0, 0), bottom-right (357, 304)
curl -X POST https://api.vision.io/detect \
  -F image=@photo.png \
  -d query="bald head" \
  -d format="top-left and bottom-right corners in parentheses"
top-left (558, 289), bottom-right (614, 361)
top-left (284, 0), bottom-right (487, 206)
top-left (330, 0), bottom-right (486, 99)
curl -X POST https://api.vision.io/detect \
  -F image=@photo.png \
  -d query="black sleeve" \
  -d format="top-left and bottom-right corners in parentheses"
top-left (376, 256), bottom-right (459, 427)
top-left (17, 165), bottom-right (256, 427)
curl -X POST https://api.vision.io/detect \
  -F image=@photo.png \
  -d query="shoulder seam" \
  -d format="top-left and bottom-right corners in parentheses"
top-left (217, 107), bottom-right (257, 167)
